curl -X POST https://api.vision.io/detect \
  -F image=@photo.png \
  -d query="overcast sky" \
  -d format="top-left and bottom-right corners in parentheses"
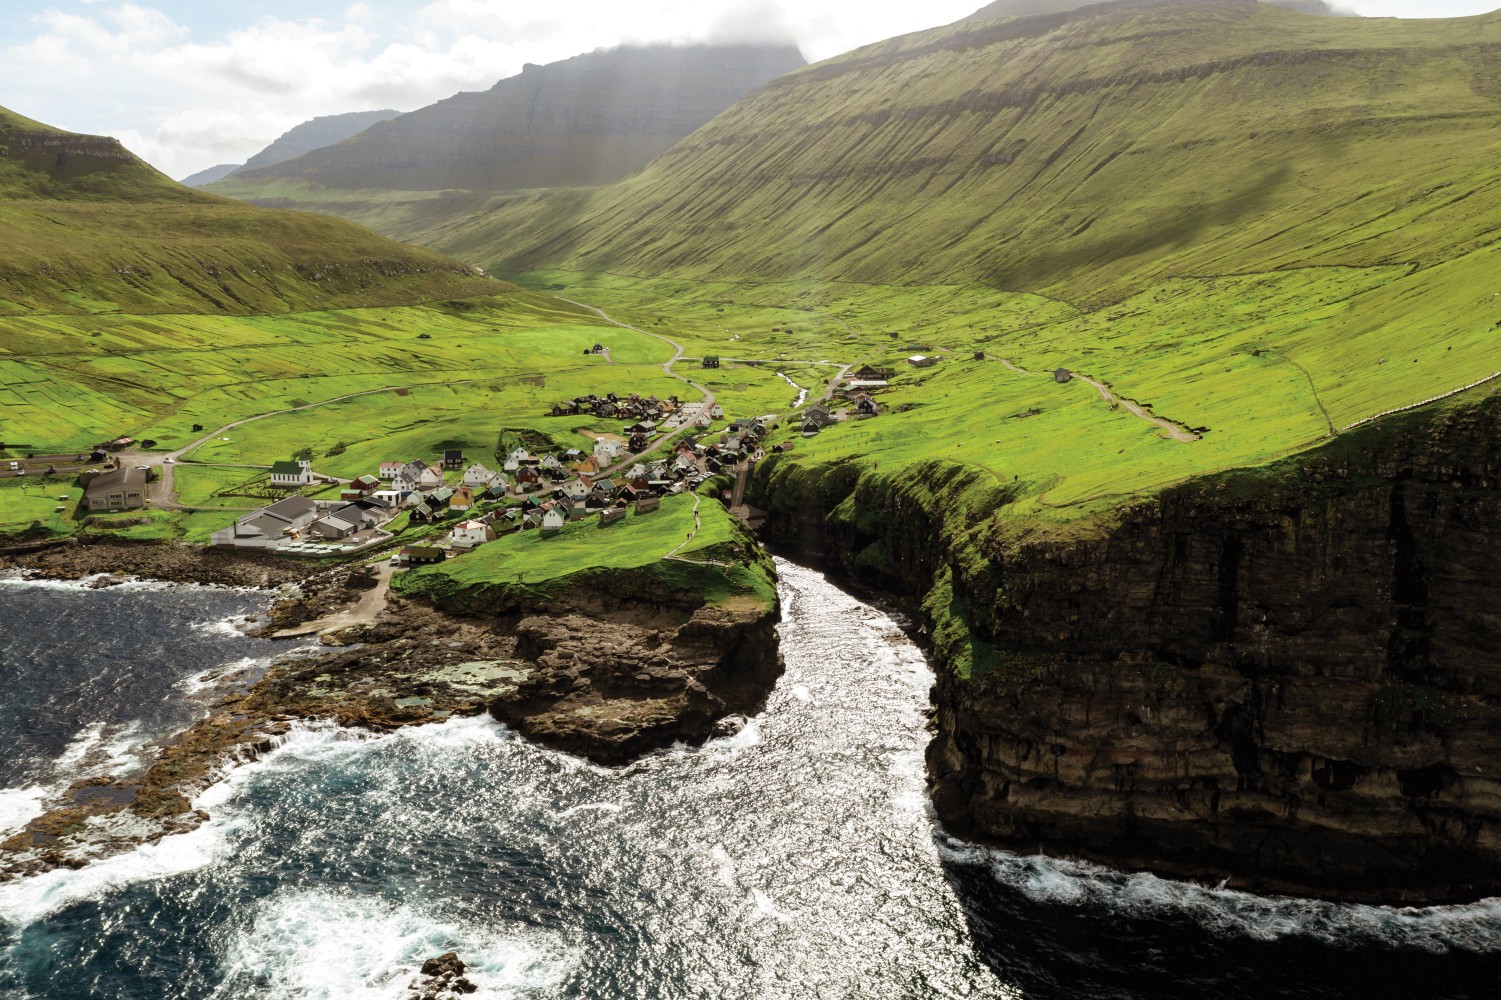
top-left (2, 0), bottom-right (1497, 179)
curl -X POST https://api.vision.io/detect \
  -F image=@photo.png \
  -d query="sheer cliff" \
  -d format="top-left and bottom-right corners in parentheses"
top-left (754, 386), bottom-right (1501, 903)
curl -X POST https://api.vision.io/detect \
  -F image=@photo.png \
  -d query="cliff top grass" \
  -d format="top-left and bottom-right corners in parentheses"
top-left (392, 494), bottom-right (777, 612)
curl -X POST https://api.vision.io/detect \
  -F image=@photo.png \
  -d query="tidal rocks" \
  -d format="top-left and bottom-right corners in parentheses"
top-left (408, 952), bottom-right (476, 998)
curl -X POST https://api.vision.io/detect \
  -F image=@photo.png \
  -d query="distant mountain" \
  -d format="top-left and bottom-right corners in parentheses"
top-left (179, 163), bottom-right (240, 188)
top-left (178, 109), bottom-right (400, 187)
top-left (241, 108), bottom-right (402, 171)
top-left (213, 43), bottom-right (807, 197)
top-left (0, 105), bottom-right (492, 315)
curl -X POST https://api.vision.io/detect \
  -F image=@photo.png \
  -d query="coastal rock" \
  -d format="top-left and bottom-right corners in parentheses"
top-left (407, 951), bottom-right (476, 998)
top-left (758, 391), bottom-right (1501, 903)
top-left (489, 602), bottom-right (780, 764)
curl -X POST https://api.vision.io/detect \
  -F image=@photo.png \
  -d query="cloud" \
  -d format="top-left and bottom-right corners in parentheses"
top-left (2, 0), bottom-right (989, 179)
top-left (707, 1), bottom-right (800, 46)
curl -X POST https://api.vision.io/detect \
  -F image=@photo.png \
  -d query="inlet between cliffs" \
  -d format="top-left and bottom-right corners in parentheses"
top-left (1, 562), bottom-right (1499, 999)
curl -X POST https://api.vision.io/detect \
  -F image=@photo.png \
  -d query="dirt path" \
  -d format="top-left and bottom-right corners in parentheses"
top-left (1071, 374), bottom-right (1200, 442)
top-left (272, 561), bottom-right (395, 639)
top-left (998, 358), bottom-right (1199, 442)
top-left (663, 492), bottom-right (730, 567)
top-left (558, 298), bottom-right (716, 414)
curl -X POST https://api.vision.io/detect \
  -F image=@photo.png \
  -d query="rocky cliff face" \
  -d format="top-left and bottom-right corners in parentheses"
top-left (421, 564), bottom-right (783, 764)
top-left (755, 390), bottom-right (1501, 903)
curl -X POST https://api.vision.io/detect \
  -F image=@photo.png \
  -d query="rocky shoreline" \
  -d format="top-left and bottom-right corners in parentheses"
top-left (0, 537), bottom-right (783, 882)
top-left (0, 537), bottom-right (325, 590)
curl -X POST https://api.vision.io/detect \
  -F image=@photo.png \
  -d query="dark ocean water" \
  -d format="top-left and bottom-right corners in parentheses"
top-left (1, 563), bottom-right (1499, 999)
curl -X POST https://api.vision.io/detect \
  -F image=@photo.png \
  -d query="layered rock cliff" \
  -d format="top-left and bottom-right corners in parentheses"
top-left (754, 388), bottom-right (1501, 903)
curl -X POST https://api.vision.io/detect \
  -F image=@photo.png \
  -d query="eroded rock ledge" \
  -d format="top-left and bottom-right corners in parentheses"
top-left (0, 542), bottom-right (781, 881)
top-left (756, 389), bottom-right (1501, 904)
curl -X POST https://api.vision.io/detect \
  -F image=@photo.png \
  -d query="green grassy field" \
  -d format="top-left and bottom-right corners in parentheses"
top-left (393, 493), bottom-right (776, 610)
top-left (0, 291), bottom-right (670, 455)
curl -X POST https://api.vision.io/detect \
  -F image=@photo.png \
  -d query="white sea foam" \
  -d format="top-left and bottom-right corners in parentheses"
top-left (0, 571), bottom-right (256, 595)
top-left (553, 802), bottom-right (622, 820)
top-left (192, 615), bottom-right (255, 638)
top-left (0, 715), bottom-right (514, 928)
top-left (940, 837), bottom-right (1501, 954)
top-left (212, 888), bottom-right (575, 1000)
top-left (0, 785), bottom-right (47, 839)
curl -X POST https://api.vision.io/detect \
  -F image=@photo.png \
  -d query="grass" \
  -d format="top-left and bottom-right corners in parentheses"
top-left (393, 493), bottom-right (776, 610)
top-left (0, 291), bottom-right (669, 455)
top-left (0, 477), bottom-right (84, 537)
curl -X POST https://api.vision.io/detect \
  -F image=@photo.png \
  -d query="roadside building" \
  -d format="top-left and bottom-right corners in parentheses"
top-left (84, 466), bottom-right (147, 511)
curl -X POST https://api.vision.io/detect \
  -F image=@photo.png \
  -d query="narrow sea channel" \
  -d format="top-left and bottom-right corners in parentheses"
top-left (1, 562), bottom-right (1498, 998)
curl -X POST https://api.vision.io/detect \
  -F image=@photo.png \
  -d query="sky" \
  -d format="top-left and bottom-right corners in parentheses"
top-left (1, 0), bottom-right (1497, 180)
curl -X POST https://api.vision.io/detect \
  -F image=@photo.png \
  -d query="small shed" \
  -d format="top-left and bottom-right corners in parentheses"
top-left (702, 356), bottom-right (721, 369)
top-left (1054, 368), bottom-right (1073, 384)
top-left (907, 355), bottom-right (938, 368)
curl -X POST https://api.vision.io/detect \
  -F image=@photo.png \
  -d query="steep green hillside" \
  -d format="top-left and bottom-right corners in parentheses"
top-left (208, 43), bottom-right (806, 237)
top-left (437, 0), bottom-right (1501, 303)
top-left (0, 107), bottom-right (493, 315)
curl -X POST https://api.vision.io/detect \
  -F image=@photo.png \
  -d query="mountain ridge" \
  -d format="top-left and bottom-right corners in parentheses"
top-left (0, 106), bottom-right (497, 314)
top-left (424, 0), bottom-right (1501, 307)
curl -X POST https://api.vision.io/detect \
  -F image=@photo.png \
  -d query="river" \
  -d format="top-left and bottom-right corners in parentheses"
top-left (1, 563), bottom-right (1499, 998)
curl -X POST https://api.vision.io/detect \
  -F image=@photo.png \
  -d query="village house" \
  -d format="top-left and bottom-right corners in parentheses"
top-left (448, 519), bottom-right (497, 550)
top-left (399, 545), bottom-right (445, 565)
top-left (378, 461), bottom-right (405, 480)
top-left (441, 449), bottom-right (465, 470)
top-left (702, 356), bottom-right (720, 369)
top-left (269, 457), bottom-right (314, 488)
top-left (450, 486), bottom-right (477, 512)
top-left (804, 403), bottom-right (837, 428)
top-left (83, 466), bottom-right (148, 511)
top-left (709, 404), bottom-right (725, 420)
top-left (541, 506), bottom-right (566, 533)
top-left (462, 463), bottom-right (498, 489)
top-left (340, 475), bottom-right (381, 502)
top-left (907, 354), bottom-right (939, 368)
